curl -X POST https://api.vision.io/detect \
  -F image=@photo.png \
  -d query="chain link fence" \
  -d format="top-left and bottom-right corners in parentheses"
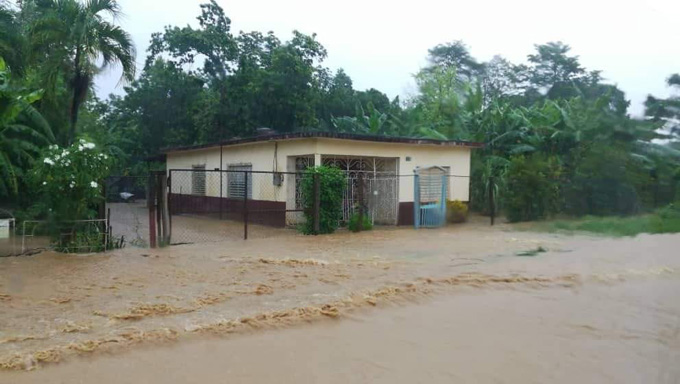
top-left (168, 170), bottom-right (302, 244)
top-left (105, 176), bottom-right (150, 247)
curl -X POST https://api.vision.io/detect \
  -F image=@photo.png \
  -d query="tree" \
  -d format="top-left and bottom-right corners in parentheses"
top-left (427, 40), bottom-right (484, 81)
top-left (480, 56), bottom-right (525, 103)
top-left (147, 0), bottom-right (236, 81)
top-left (527, 42), bottom-right (585, 97)
top-left (102, 59), bottom-right (205, 160)
top-left (645, 73), bottom-right (680, 139)
top-left (255, 31), bottom-right (327, 132)
top-left (30, 0), bottom-right (135, 145)
top-left (356, 88), bottom-right (391, 113)
top-left (0, 58), bottom-right (54, 197)
top-left (0, 5), bottom-right (27, 75)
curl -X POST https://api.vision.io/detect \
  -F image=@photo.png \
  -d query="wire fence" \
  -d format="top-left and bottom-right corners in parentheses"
top-left (1, 170), bottom-right (474, 254)
top-left (165, 169), bottom-right (472, 245)
top-left (105, 176), bottom-right (150, 247)
top-left (0, 219), bottom-right (114, 256)
top-left (168, 170), bottom-right (302, 244)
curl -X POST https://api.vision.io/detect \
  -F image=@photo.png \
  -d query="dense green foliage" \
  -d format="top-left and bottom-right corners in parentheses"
top-left (0, 58), bottom-right (54, 197)
top-left (299, 166), bottom-right (345, 234)
top-left (1, 0), bottom-right (679, 229)
top-left (348, 212), bottom-right (373, 232)
top-left (536, 204), bottom-right (680, 237)
top-left (504, 156), bottom-right (560, 222)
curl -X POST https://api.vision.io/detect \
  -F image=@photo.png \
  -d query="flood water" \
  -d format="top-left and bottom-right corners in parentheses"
top-left (1, 220), bottom-right (679, 382)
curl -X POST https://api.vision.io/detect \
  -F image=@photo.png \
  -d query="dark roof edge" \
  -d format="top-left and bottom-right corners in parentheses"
top-left (163, 132), bottom-right (484, 153)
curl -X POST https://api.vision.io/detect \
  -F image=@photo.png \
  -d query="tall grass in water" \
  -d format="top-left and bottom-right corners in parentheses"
top-left (539, 205), bottom-right (680, 237)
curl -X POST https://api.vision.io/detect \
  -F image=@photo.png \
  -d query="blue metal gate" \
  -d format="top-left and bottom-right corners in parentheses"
top-left (414, 167), bottom-right (447, 228)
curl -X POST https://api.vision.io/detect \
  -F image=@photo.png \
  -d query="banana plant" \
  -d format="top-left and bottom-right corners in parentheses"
top-left (0, 58), bottom-right (54, 197)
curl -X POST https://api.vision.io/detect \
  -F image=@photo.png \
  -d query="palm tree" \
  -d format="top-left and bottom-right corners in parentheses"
top-left (30, 0), bottom-right (135, 145)
top-left (0, 6), bottom-right (28, 75)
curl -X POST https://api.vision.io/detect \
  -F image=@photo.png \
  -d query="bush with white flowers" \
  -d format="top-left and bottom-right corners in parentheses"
top-left (32, 139), bottom-right (112, 221)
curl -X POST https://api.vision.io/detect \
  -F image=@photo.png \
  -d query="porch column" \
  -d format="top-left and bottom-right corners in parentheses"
top-left (314, 153), bottom-right (321, 168)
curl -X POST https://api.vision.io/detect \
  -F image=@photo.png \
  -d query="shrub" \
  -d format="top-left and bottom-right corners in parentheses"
top-left (505, 155), bottom-right (561, 222)
top-left (29, 139), bottom-right (112, 251)
top-left (446, 200), bottom-right (468, 223)
top-left (299, 166), bottom-right (345, 235)
top-left (31, 139), bottom-right (111, 221)
top-left (348, 211), bottom-right (372, 232)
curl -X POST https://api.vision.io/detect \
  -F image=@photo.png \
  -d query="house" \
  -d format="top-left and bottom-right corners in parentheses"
top-left (164, 131), bottom-right (482, 227)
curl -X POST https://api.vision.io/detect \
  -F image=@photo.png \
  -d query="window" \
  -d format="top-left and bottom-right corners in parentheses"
top-left (227, 164), bottom-right (252, 199)
top-left (192, 165), bottom-right (206, 196)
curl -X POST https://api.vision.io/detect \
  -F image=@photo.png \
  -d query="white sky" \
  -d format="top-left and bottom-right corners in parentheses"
top-left (95, 0), bottom-right (680, 117)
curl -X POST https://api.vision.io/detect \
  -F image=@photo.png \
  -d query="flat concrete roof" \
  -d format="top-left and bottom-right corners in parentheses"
top-left (164, 132), bottom-right (484, 153)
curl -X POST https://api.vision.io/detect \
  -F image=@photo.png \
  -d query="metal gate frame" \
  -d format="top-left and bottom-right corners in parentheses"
top-left (414, 167), bottom-right (448, 228)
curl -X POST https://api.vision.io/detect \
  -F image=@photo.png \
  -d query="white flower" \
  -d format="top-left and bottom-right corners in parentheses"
top-left (43, 158), bottom-right (54, 165)
top-left (84, 142), bottom-right (95, 149)
top-left (79, 139), bottom-right (86, 144)
top-left (90, 181), bottom-right (98, 188)
top-left (42, 181), bottom-right (47, 185)
top-left (103, 154), bottom-right (108, 160)
top-left (49, 144), bottom-right (58, 150)
top-left (69, 181), bottom-right (75, 188)
top-left (78, 145), bottom-right (84, 151)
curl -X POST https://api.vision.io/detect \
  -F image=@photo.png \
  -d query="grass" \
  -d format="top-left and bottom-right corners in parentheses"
top-left (532, 205), bottom-right (680, 237)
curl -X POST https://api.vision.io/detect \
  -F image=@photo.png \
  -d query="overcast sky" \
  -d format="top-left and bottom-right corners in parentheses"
top-left (95, 0), bottom-right (680, 117)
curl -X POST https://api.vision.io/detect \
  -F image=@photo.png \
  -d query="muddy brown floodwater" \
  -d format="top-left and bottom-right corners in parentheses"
top-left (1, 218), bottom-right (679, 383)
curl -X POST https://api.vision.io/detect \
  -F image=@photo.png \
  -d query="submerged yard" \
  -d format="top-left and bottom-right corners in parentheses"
top-left (0, 219), bottom-right (679, 382)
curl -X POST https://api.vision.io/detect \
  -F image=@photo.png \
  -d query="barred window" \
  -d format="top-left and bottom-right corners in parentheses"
top-left (192, 165), bottom-right (206, 196)
top-left (227, 164), bottom-right (252, 199)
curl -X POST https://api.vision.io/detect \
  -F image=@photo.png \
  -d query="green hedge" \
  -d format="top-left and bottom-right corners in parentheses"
top-left (299, 166), bottom-right (345, 234)
top-left (348, 212), bottom-right (372, 232)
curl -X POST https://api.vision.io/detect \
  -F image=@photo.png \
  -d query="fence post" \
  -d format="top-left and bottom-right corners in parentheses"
top-left (98, 180), bottom-right (107, 236)
top-left (219, 170), bottom-right (224, 220)
top-left (489, 176), bottom-right (495, 226)
top-left (155, 173), bottom-right (163, 242)
top-left (414, 173), bottom-right (420, 229)
top-left (357, 173), bottom-right (364, 231)
top-left (167, 172), bottom-right (172, 241)
top-left (159, 173), bottom-right (170, 245)
top-left (441, 174), bottom-right (448, 226)
top-left (147, 174), bottom-right (157, 248)
top-left (243, 171), bottom-right (248, 240)
top-left (313, 172), bottom-right (320, 234)
top-left (106, 207), bottom-right (111, 250)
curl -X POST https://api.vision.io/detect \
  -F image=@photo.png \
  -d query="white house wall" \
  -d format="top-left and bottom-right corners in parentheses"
top-left (313, 138), bottom-right (471, 202)
top-left (166, 138), bottom-right (472, 202)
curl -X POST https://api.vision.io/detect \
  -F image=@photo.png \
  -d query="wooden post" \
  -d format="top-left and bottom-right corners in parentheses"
top-left (243, 171), bottom-right (248, 240)
top-left (167, 172), bottom-right (172, 239)
top-left (106, 207), bottom-right (111, 250)
top-left (148, 174), bottom-right (157, 248)
top-left (219, 145), bottom-right (224, 220)
top-left (489, 176), bottom-right (495, 226)
top-left (313, 172), bottom-right (320, 234)
top-left (156, 173), bottom-right (162, 241)
top-left (357, 173), bottom-right (364, 231)
top-left (160, 173), bottom-right (170, 245)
